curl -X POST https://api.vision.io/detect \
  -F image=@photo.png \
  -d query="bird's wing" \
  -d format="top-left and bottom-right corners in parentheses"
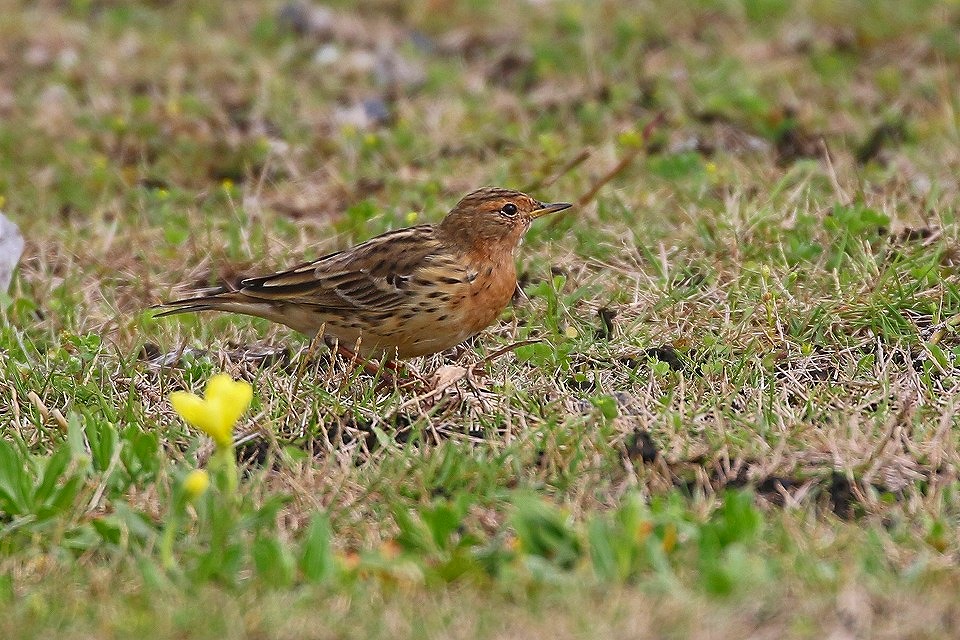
top-left (236, 225), bottom-right (465, 312)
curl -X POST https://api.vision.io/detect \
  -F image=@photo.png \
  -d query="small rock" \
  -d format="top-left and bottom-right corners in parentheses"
top-left (312, 43), bottom-right (341, 66)
top-left (595, 306), bottom-right (618, 340)
top-left (486, 49), bottom-right (533, 88)
top-left (33, 84), bottom-right (74, 131)
top-left (408, 31), bottom-right (435, 54)
top-left (24, 45), bottom-right (53, 68)
top-left (277, 2), bottom-right (334, 38)
top-left (334, 97), bottom-right (392, 130)
top-left (57, 48), bottom-right (79, 71)
top-left (625, 429), bottom-right (659, 464)
top-left (911, 173), bottom-right (931, 195)
top-left (0, 212), bottom-right (25, 294)
top-left (362, 97), bottom-right (392, 125)
top-left (374, 49), bottom-right (426, 91)
top-left (668, 135), bottom-right (700, 154)
top-left (277, 2), bottom-right (310, 34)
top-left (341, 49), bottom-right (378, 75)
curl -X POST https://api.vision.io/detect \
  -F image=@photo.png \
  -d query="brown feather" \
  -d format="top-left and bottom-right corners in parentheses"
top-left (154, 187), bottom-right (570, 358)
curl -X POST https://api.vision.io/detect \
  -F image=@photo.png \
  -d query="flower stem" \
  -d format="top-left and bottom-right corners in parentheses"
top-left (159, 513), bottom-right (179, 570)
top-left (215, 445), bottom-right (238, 497)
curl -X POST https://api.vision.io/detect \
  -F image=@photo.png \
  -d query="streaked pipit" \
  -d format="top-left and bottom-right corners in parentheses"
top-left (156, 187), bottom-right (571, 358)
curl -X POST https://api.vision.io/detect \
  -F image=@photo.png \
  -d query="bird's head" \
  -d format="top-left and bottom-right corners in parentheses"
top-left (438, 187), bottom-right (571, 254)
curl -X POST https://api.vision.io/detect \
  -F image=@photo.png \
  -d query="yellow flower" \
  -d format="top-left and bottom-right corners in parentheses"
top-left (169, 373), bottom-right (252, 448)
top-left (662, 522), bottom-right (678, 554)
top-left (183, 469), bottom-right (210, 501)
top-left (618, 129), bottom-right (643, 149)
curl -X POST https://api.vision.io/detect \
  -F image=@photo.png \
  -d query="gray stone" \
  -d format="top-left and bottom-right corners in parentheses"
top-left (0, 212), bottom-right (24, 294)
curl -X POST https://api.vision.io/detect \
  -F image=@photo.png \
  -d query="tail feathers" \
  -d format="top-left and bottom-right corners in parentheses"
top-left (153, 291), bottom-right (325, 335)
top-left (151, 300), bottom-right (220, 318)
top-left (153, 292), bottom-right (280, 323)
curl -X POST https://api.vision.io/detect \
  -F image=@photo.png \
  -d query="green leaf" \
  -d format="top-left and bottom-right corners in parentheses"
top-left (253, 536), bottom-right (295, 588)
top-left (0, 439), bottom-right (30, 515)
top-left (86, 416), bottom-right (119, 473)
top-left (92, 517), bottom-right (122, 545)
top-left (371, 426), bottom-right (392, 450)
top-left (248, 494), bottom-right (291, 533)
top-left (111, 501), bottom-right (158, 544)
top-left (587, 518), bottom-right (617, 581)
top-left (33, 444), bottom-right (73, 506)
top-left (648, 151), bottom-right (704, 180)
top-left (394, 507), bottom-right (434, 554)
top-left (712, 490), bottom-right (762, 547)
top-left (422, 501), bottom-right (464, 550)
top-left (926, 343), bottom-right (950, 372)
top-left (121, 427), bottom-right (159, 482)
top-left (281, 444), bottom-right (308, 463)
top-left (590, 395), bottom-right (619, 421)
top-left (66, 413), bottom-right (90, 470)
top-left (826, 204), bottom-right (890, 237)
top-left (47, 476), bottom-right (84, 517)
top-left (300, 513), bottom-right (336, 583)
top-left (510, 493), bottom-right (582, 570)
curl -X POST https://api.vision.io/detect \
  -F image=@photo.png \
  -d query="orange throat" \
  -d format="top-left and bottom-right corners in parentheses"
top-left (460, 245), bottom-right (518, 334)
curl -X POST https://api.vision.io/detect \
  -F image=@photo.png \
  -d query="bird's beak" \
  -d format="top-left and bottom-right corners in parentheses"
top-left (530, 202), bottom-right (573, 219)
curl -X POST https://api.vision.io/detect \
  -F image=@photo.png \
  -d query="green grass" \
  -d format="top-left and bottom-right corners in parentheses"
top-left (3, 0), bottom-right (960, 637)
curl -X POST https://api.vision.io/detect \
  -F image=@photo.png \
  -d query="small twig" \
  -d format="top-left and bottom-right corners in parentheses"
top-left (28, 391), bottom-right (49, 422)
top-left (389, 372), bottom-right (466, 415)
top-left (9, 386), bottom-right (22, 438)
top-left (549, 112), bottom-right (666, 228)
top-left (525, 148), bottom-right (592, 192)
top-left (927, 312), bottom-right (960, 347)
top-left (819, 138), bottom-right (847, 204)
top-left (387, 340), bottom-right (545, 414)
top-left (857, 397), bottom-right (916, 477)
top-left (88, 446), bottom-right (122, 511)
top-left (28, 391), bottom-right (69, 431)
top-left (478, 339), bottom-right (543, 368)
top-left (51, 409), bottom-right (69, 431)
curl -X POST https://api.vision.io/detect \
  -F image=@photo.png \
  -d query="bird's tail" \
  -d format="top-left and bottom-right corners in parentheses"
top-left (152, 289), bottom-right (285, 325)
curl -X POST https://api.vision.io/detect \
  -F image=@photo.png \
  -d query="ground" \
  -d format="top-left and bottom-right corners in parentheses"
top-left (2, 0), bottom-right (960, 638)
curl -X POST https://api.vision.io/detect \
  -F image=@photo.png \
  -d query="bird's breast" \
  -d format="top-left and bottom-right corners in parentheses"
top-left (346, 250), bottom-right (518, 358)
top-left (460, 255), bottom-right (517, 334)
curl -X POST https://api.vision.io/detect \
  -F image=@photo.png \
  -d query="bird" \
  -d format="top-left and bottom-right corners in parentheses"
top-left (155, 187), bottom-right (571, 359)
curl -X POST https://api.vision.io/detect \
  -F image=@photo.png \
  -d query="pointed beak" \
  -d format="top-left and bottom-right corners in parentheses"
top-left (530, 201), bottom-right (573, 219)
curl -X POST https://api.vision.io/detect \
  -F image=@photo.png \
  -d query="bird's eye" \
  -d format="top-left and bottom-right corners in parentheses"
top-left (500, 203), bottom-right (518, 217)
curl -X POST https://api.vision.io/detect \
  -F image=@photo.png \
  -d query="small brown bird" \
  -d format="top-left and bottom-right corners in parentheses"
top-left (156, 187), bottom-right (571, 358)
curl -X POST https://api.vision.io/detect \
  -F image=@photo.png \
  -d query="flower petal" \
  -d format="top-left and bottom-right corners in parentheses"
top-left (170, 391), bottom-right (231, 447)
top-left (171, 375), bottom-right (252, 450)
top-left (205, 373), bottom-right (237, 399)
top-left (183, 469), bottom-right (210, 501)
top-left (206, 412), bottom-right (234, 448)
top-left (206, 374), bottom-right (252, 429)
top-left (169, 391), bottom-right (211, 429)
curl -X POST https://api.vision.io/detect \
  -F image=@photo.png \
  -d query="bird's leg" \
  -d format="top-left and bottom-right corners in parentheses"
top-left (323, 336), bottom-right (383, 376)
top-left (323, 337), bottom-right (418, 390)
